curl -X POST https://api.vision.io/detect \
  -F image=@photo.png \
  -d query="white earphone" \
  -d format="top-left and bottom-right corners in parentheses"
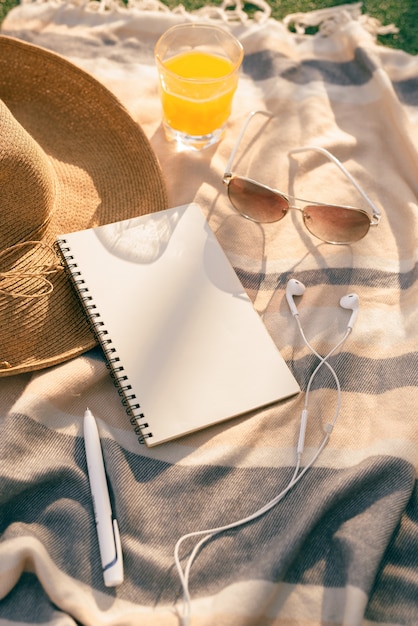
top-left (286, 278), bottom-right (359, 454)
top-left (174, 280), bottom-right (359, 626)
top-left (339, 292), bottom-right (359, 330)
top-left (286, 277), bottom-right (305, 316)
top-left (286, 278), bottom-right (359, 330)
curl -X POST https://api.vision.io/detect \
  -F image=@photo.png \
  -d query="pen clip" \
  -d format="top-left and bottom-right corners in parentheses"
top-left (103, 518), bottom-right (124, 587)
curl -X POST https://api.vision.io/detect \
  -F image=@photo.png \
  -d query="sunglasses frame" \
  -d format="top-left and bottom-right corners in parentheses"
top-left (223, 110), bottom-right (382, 244)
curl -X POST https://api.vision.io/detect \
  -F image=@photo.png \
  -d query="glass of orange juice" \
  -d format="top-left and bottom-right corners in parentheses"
top-left (154, 23), bottom-right (244, 151)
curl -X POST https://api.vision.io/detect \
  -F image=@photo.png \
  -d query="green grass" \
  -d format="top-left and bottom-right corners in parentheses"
top-left (1, 0), bottom-right (417, 54)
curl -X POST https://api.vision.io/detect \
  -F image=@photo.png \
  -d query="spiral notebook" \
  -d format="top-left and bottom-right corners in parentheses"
top-left (57, 203), bottom-right (300, 446)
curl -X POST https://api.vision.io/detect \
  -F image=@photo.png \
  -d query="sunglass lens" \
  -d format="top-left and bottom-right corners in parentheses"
top-left (227, 177), bottom-right (288, 223)
top-left (303, 205), bottom-right (371, 244)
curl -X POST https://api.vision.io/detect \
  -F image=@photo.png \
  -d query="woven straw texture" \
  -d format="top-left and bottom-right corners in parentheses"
top-left (0, 36), bottom-right (168, 374)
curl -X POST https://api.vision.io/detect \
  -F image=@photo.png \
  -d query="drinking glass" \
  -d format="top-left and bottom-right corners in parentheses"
top-left (154, 23), bottom-right (244, 151)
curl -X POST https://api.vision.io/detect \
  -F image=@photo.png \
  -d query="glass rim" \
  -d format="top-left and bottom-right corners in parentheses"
top-left (154, 24), bottom-right (244, 84)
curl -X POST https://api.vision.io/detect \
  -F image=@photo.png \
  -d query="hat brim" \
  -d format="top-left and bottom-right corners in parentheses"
top-left (0, 36), bottom-right (168, 376)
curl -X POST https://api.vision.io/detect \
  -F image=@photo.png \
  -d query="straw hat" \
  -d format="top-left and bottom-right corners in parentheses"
top-left (0, 35), bottom-right (168, 376)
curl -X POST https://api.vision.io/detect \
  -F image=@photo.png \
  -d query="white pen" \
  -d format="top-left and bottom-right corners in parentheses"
top-left (83, 407), bottom-right (124, 587)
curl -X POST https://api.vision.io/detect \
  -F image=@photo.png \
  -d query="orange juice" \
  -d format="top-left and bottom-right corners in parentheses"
top-left (159, 51), bottom-right (239, 136)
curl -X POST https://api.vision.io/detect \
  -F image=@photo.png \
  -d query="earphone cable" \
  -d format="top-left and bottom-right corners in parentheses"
top-left (174, 427), bottom-right (335, 625)
top-left (295, 316), bottom-right (351, 430)
top-left (174, 302), bottom-right (354, 625)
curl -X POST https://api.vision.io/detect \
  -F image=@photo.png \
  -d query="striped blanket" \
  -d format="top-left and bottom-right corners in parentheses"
top-left (1, 1), bottom-right (417, 624)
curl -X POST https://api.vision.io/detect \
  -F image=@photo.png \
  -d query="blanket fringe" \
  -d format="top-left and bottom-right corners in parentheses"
top-left (283, 2), bottom-right (398, 38)
top-left (17, 0), bottom-right (399, 33)
top-left (20, 0), bottom-right (271, 23)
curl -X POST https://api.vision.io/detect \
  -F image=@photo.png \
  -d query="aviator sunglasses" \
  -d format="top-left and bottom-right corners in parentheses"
top-left (223, 110), bottom-right (382, 244)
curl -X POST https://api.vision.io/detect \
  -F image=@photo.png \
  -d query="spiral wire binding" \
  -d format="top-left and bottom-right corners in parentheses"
top-left (55, 239), bottom-right (153, 442)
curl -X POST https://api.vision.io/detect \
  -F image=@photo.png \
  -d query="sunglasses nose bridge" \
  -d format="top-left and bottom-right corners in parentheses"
top-left (223, 174), bottom-right (233, 189)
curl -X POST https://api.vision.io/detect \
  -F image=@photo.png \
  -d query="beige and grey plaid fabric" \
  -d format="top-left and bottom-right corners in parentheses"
top-left (1, 2), bottom-right (417, 624)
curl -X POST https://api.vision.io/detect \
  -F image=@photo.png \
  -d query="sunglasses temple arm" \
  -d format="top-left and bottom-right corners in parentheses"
top-left (224, 110), bottom-right (274, 178)
top-left (289, 146), bottom-right (381, 222)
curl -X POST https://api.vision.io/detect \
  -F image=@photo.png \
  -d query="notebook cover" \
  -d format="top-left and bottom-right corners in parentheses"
top-left (57, 203), bottom-right (300, 446)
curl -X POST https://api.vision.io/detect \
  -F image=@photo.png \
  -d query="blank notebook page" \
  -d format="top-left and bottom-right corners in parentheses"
top-left (58, 203), bottom-right (300, 446)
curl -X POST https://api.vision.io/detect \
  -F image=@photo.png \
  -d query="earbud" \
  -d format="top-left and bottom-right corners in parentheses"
top-left (339, 293), bottom-right (359, 330)
top-left (286, 279), bottom-right (359, 330)
top-left (286, 279), bottom-right (305, 317)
